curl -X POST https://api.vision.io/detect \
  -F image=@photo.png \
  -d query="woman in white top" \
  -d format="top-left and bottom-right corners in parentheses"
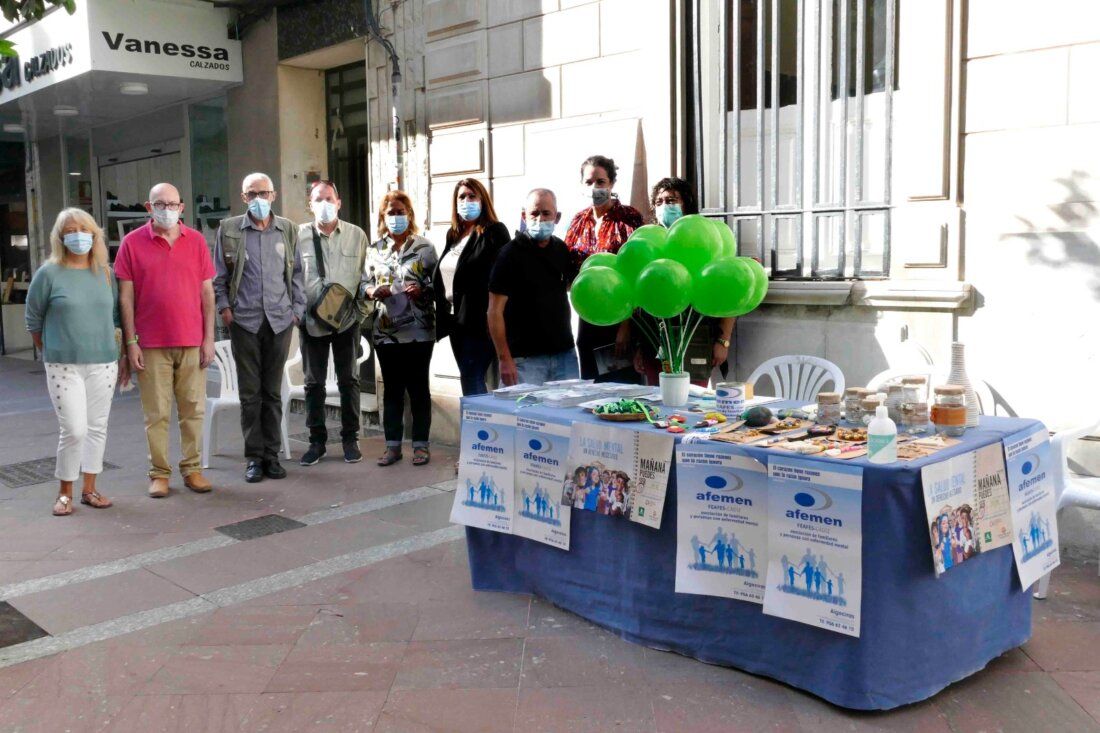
top-left (432, 178), bottom-right (510, 396)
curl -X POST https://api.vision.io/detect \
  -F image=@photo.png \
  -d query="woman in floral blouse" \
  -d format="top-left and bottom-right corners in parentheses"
top-left (363, 190), bottom-right (438, 467)
top-left (564, 155), bottom-right (644, 381)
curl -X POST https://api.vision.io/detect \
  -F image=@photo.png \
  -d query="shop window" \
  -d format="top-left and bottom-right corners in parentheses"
top-left (189, 97), bottom-right (231, 252)
top-left (696, 0), bottom-right (897, 279)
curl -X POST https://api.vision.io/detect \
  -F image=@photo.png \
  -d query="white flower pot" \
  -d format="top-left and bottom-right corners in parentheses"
top-left (660, 371), bottom-right (691, 407)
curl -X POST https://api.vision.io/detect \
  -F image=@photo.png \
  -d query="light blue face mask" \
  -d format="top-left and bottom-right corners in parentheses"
top-left (656, 203), bottom-right (683, 228)
top-left (457, 200), bottom-right (481, 222)
top-left (528, 219), bottom-right (556, 241)
top-left (62, 231), bottom-right (93, 255)
top-left (386, 214), bottom-right (409, 235)
top-left (248, 197), bottom-right (271, 220)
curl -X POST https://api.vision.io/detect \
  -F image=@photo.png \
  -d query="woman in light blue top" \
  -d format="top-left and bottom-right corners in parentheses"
top-left (25, 208), bottom-right (127, 516)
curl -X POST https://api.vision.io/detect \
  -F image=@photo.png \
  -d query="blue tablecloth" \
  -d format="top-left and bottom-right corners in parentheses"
top-left (462, 395), bottom-right (1040, 710)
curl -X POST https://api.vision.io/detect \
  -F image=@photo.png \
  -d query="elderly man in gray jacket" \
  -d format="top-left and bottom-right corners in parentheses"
top-left (297, 180), bottom-right (370, 466)
top-left (213, 172), bottom-right (306, 483)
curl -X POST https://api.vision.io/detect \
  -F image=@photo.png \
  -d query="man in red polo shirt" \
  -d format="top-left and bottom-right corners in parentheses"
top-left (116, 182), bottom-right (216, 498)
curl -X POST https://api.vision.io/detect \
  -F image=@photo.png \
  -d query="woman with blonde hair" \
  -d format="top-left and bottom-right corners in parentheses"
top-left (25, 208), bottom-right (128, 516)
top-left (432, 178), bottom-right (510, 395)
top-left (362, 190), bottom-right (438, 466)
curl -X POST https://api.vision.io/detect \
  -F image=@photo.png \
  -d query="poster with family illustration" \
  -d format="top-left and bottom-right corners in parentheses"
top-left (1003, 426), bottom-right (1061, 588)
top-left (920, 443), bottom-right (1012, 576)
top-left (513, 417), bottom-right (571, 550)
top-left (675, 448), bottom-right (768, 603)
top-left (763, 456), bottom-right (863, 637)
top-left (450, 410), bottom-right (516, 534)
top-left (560, 422), bottom-right (674, 529)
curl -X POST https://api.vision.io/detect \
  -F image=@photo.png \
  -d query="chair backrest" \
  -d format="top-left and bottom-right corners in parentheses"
top-left (212, 340), bottom-right (238, 398)
top-left (866, 367), bottom-right (936, 399)
top-left (747, 355), bottom-right (845, 402)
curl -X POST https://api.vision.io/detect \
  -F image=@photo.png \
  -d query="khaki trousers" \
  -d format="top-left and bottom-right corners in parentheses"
top-left (136, 347), bottom-right (206, 479)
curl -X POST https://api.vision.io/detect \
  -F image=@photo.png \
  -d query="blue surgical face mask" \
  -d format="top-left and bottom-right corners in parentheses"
top-left (528, 219), bottom-right (556, 241)
top-left (386, 214), bottom-right (409, 235)
top-left (248, 197), bottom-right (271, 221)
top-left (457, 200), bottom-right (481, 222)
top-left (311, 200), bottom-right (338, 224)
top-left (656, 203), bottom-right (683, 228)
top-left (62, 231), bottom-right (93, 255)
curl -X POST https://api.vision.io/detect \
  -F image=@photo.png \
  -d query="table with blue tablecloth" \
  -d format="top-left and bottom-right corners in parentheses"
top-left (461, 394), bottom-right (1041, 710)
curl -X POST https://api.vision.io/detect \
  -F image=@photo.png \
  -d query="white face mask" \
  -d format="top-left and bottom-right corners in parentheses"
top-left (311, 200), bottom-right (338, 224)
top-left (152, 208), bottom-right (180, 229)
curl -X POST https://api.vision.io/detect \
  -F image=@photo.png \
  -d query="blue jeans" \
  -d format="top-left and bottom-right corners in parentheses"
top-left (514, 349), bottom-right (580, 385)
top-left (449, 327), bottom-right (496, 396)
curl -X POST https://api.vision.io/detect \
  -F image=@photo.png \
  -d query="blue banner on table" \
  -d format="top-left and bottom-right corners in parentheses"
top-left (450, 410), bottom-right (516, 534)
top-left (1003, 426), bottom-right (1061, 588)
top-left (763, 456), bottom-right (863, 637)
top-left (675, 448), bottom-right (768, 603)
top-left (514, 417), bottom-right (571, 550)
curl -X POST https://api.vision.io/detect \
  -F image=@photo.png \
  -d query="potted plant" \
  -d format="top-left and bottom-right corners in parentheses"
top-left (570, 216), bottom-right (768, 407)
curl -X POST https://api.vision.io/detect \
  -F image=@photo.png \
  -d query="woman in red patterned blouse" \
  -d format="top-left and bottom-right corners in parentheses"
top-left (564, 155), bottom-right (644, 381)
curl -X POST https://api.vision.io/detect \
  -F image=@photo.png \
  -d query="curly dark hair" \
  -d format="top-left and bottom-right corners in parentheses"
top-left (580, 155), bottom-right (618, 183)
top-left (649, 177), bottom-right (699, 217)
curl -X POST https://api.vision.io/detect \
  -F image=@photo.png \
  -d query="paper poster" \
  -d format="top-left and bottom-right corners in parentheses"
top-left (450, 410), bottom-right (516, 534)
top-left (513, 417), bottom-right (571, 550)
top-left (1004, 427), bottom-right (1061, 588)
top-left (920, 443), bottom-right (1012, 576)
top-left (675, 448), bottom-right (768, 603)
top-left (560, 422), bottom-right (674, 529)
top-left (763, 456), bottom-right (863, 637)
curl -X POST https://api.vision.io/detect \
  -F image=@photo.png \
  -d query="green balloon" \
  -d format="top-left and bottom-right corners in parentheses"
top-left (738, 257), bottom-right (769, 312)
top-left (616, 225), bottom-right (666, 282)
top-left (635, 259), bottom-right (693, 318)
top-left (665, 214), bottom-right (723, 275)
top-left (570, 266), bottom-right (634, 326)
top-left (710, 218), bottom-right (737, 259)
top-left (581, 252), bottom-right (618, 271)
top-left (692, 257), bottom-right (756, 317)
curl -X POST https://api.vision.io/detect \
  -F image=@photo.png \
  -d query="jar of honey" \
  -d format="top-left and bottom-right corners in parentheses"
top-left (932, 385), bottom-right (967, 437)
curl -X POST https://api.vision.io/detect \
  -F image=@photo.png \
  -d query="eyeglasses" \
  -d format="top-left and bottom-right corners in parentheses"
top-left (150, 202), bottom-right (182, 211)
top-left (245, 190), bottom-right (275, 200)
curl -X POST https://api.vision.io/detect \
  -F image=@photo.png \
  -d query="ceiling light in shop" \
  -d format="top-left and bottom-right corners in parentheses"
top-left (119, 82), bottom-right (148, 96)
top-left (53, 105), bottom-right (79, 117)
top-left (2, 124), bottom-right (24, 134)
top-left (69, 171), bottom-right (83, 177)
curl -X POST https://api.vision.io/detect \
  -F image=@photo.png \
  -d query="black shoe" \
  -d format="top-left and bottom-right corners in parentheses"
top-left (245, 460), bottom-right (264, 483)
top-left (264, 459), bottom-right (287, 479)
top-left (300, 443), bottom-right (326, 466)
top-left (343, 440), bottom-right (362, 463)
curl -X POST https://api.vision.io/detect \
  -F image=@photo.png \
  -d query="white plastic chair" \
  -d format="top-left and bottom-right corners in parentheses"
top-left (281, 335), bottom-right (373, 457)
top-left (866, 367), bottom-right (936, 398)
top-left (1033, 420), bottom-right (1100, 599)
top-left (747, 355), bottom-right (845, 402)
top-left (200, 340), bottom-right (292, 467)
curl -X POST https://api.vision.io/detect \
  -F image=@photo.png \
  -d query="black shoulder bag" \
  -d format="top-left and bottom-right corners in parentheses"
top-left (309, 227), bottom-right (356, 332)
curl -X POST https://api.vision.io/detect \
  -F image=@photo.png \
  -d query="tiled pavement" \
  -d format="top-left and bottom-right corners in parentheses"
top-left (0, 357), bottom-right (1098, 732)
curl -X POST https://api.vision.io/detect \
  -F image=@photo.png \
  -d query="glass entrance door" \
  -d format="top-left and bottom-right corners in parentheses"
top-left (325, 62), bottom-right (370, 232)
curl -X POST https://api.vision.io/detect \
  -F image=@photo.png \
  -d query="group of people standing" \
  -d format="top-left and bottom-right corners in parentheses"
top-left (26, 153), bottom-right (736, 516)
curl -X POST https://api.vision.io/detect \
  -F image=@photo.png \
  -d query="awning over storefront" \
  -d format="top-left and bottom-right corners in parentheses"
top-left (0, 0), bottom-right (243, 141)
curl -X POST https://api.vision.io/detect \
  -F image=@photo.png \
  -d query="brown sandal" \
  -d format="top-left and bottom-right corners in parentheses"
top-left (53, 495), bottom-right (73, 516)
top-left (377, 448), bottom-right (402, 466)
top-left (413, 448), bottom-right (431, 466)
top-left (80, 491), bottom-right (112, 509)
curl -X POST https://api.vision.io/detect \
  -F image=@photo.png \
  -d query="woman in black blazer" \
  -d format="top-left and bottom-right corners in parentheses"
top-left (433, 178), bottom-right (511, 395)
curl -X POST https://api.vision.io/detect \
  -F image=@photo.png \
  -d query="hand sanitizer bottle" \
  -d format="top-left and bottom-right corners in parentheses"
top-left (867, 405), bottom-right (897, 464)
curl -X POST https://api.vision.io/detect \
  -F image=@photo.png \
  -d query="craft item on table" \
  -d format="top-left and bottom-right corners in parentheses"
top-left (860, 395), bottom-right (885, 426)
top-left (758, 418), bottom-right (812, 434)
top-left (704, 411), bottom-right (727, 423)
top-left (816, 392), bottom-right (842, 425)
top-left (884, 385), bottom-right (906, 423)
top-left (742, 406), bottom-right (773, 427)
top-left (844, 387), bottom-right (873, 425)
top-left (824, 441), bottom-right (869, 460)
top-left (668, 425), bottom-right (686, 434)
top-left (897, 434), bottom-right (960, 461)
top-left (902, 376), bottom-right (928, 404)
top-left (592, 399), bottom-right (655, 422)
top-left (931, 385), bottom-right (967, 437)
top-left (900, 401), bottom-right (931, 435)
top-left (712, 427), bottom-right (770, 445)
top-left (777, 408), bottom-right (813, 420)
top-left (835, 427), bottom-right (867, 442)
top-left (653, 420), bottom-right (670, 429)
top-left (694, 418), bottom-right (719, 428)
top-left (807, 424), bottom-right (836, 437)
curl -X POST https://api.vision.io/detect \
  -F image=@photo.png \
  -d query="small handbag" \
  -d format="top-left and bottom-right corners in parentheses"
top-left (309, 227), bottom-right (357, 332)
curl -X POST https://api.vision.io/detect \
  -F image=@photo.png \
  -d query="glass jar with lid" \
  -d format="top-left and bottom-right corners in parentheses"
top-left (844, 387), bottom-right (872, 425)
top-left (901, 376), bottom-right (928, 405)
top-left (816, 391), bottom-right (841, 425)
top-left (901, 401), bottom-right (931, 434)
top-left (931, 385), bottom-right (967, 437)
top-left (860, 394), bottom-right (886, 426)
top-left (884, 384), bottom-right (905, 423)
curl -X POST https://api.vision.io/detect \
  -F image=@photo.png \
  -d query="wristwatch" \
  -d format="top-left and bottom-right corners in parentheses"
top-left (716, 337), bottom-right (731, 348)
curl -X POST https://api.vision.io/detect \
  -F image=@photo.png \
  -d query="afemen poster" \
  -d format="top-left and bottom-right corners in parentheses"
top-left (513, 417), bottom-right (571, 550)
top-left (561, 423), bottom-right (674, 529)
top-left (450, 410), bottom-right (516, 534)
top-left (1003, 427), bottom-right (1061, 588)
top-left (675, 448), bottom-right (768, 603)
top-left (763, 456), bottom-right (863, 637)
